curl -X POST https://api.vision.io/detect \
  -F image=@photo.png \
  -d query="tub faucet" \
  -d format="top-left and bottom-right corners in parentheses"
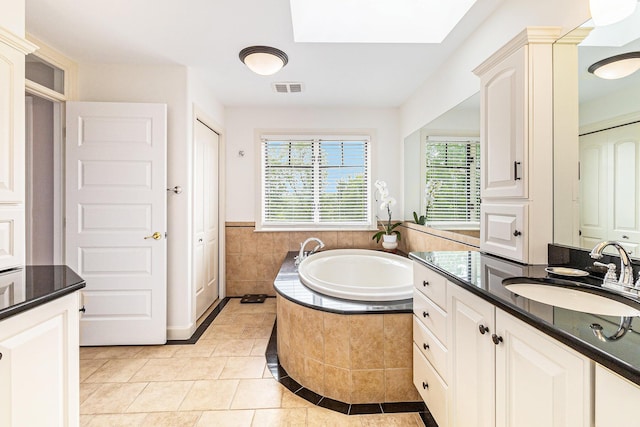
top-left (589, 241), bottom-right (635, 291)
top-left (295, 237), bottom-right (325, 266)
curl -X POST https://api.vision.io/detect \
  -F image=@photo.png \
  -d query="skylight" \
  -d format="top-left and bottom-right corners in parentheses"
top-left (289, 0), bottom-right (478, 43)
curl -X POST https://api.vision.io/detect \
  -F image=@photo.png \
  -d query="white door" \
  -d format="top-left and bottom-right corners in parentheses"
top-left (66, 101), bottom-right (167, 345)
top-left (194, 119), bottom-right (219, 319)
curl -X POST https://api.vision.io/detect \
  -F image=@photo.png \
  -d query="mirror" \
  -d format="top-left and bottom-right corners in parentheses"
top-left (403, 93), bottom-right (480, 239)
top-left (553, 9), bottom-right (640, 256)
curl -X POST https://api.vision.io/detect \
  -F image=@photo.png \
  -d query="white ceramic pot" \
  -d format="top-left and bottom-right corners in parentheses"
top-left (382, 234), bottom-right (398, 250)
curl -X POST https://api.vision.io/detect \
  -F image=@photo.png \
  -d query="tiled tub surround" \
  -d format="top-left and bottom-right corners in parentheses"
top-left (411, 249), bottom-right (640, 386)
top-left (274, 252), bottom-right (421, 406)
top-left (225, 222), bottom-right (478, 297)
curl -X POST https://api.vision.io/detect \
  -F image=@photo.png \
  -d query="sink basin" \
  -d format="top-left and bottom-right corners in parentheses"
top-left (502, 277), bottom-right (640, 316)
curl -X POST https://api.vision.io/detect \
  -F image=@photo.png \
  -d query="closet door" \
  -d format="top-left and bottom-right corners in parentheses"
top-left (579, 132), bottom-right (608, 249)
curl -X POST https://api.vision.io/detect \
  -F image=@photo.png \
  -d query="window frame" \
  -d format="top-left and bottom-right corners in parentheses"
top-left (421, 135), bottom-right (481, 230)
top-left (256, 131), bottom-right (376, 231)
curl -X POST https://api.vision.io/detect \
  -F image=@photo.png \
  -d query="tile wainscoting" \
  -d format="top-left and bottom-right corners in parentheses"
top-left (225, 222), bottom-right (479, 297)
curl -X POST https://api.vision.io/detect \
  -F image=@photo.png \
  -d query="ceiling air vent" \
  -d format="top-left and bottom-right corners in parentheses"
top-left (272, 82), bottom-right (304, 93)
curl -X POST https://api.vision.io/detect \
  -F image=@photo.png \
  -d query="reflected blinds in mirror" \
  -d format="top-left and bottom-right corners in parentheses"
top-left (424, 136), bottom-right (480, 225)
top-left (261, 136), bottom-right (371, 227)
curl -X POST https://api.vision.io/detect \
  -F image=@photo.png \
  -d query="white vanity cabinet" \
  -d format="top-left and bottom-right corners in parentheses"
top-left (474, 27), bottom-right (560, 264)
top-left (447, 284), bottom-right (592, 427)
top-left (0, 292), bottom-right (80, 427)
top-left (594, 364), bottom-right (640, 427)
top-left (413, 262), bottom-right (449, 427)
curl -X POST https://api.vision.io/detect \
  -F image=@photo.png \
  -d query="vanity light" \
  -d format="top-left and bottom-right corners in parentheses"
top-left (589, 0), bottom-right (637, 26)
top-left (588, 52), bottom-right (640, 79)
top-left (239, 46), bottom-right (288, 76)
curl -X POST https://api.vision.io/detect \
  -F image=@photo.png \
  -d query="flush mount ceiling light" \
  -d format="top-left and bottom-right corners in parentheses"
top-left (289, 0), bottom-right (477, 43)
top-left (589, 0), bottom-right (637, 26)
top-left (588, 52), bottom-right (640, 79)
top-left (239, 46), bottom-right (288, 76)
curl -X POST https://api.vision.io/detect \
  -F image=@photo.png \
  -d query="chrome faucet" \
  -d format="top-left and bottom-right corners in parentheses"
top-left (295, 237), bottom-right (325, 266)
top-left (589, 241), bottom-right (635, 291)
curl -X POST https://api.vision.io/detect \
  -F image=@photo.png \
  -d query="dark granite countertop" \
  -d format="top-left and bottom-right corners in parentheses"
top-left (0, 266), bottom-right (86, 321)
top-left (409, 250), bottom-right (640, 386)
top-left (274, 251), bottom-right (412, 314)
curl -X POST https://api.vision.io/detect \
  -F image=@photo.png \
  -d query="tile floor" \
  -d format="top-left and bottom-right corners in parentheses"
top-left (79, 298), bottom-right (424, 426)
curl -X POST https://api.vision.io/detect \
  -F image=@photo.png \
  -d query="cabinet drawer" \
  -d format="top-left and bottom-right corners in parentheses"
top-left (414, 262), bottom-right (447, 309)
top-left (413, 344), bottom-right (448, 427)
top-left (413, 316), bottom-right (448, 382)
top-left (480, 202), bottom-right (527, 263)
top-left (0, 206), bottom-right (25, 270)
top-left (413, 289), bottom-right (447, 345)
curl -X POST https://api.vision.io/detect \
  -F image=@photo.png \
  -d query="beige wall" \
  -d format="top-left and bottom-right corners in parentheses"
top-left (225, 222), bottom-right (478, 297)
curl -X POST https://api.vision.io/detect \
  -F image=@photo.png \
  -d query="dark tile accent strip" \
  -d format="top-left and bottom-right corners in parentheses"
top-left (165, 297), bottom-right (230, 345)
top-left (265, 317), bottom-right (428, 419)
top-left (419, 410), bottom-right (439, 427)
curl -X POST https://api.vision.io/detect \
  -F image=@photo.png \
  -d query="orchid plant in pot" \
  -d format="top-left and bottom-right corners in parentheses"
top-left (413, 179), bottom-right (441, 226)
top-left (372, 180), bottom-right (401, 250)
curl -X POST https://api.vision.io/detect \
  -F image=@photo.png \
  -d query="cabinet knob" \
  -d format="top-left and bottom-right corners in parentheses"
top-left (491, 334), bottom-right (504, 345)
top-left (0, 352), bottom-right (2, 361)
top-left (423, 342), bottom-right (430, 350)
top-left (478, 324), bottom-right (489, 335)
top-left (423, 280), bottom-right (429, 287)
top-left (422, 381), bottom-right (429, 390)
top-left (79, 306), bottom-right (86, 313)
top-left (423, 311), bottom-right (429, 318)
top-left (513, 230), bottom-right (522, 237)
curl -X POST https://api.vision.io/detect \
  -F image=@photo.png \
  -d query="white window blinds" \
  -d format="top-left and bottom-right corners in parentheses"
top-left (261, 136), bottom-right (371, 228)
top-left (424, 137), bottom-right (480, 224)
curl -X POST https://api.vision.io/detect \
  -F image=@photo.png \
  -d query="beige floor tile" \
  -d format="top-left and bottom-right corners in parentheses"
top-left (80, 347), bottom-right (102, 360)
top-left (250, 338), bottom-right (269, 356)
top-left (196, 410), bottom-right (255, 427)
top-left (134, 345), bottom-right (180, 359)
top-left (80, 383), bottom-right (102, 404)
top-left (127, 381), bottom-right (194, 413)
top-left (242, 325), bottom-right (274, 339)
top-left (211, 339), bottom-right (255, 356)
top-left (251, 408), bottom-right (307, 426)
top-left (80, 414), bottom-right (94, 426)
top-left (230, 378), bottom-right (284, 409)
top-left (172, 340), bottom-right (218, 358)
top-left (201, 323), bottom-right (247, 340)
top-left (91, 346), bottom-right (144, 359)
top-left (141, 411), bottom-right (202, 427)
top-left (180, 379), bottom-right (240, 411)
top-left (80, 359), bottom-right (108, 382)
top-left (84, 358), bottom-right (148, 383)
top-left (175, 357), bottom-right (228, 380)
top-left (233, 313), bottom-right (268, 325)
top-left (280, 390), bottom-right (316, 409)
top-left (85, 413), bottom-right (147, 427)
top-left (129, 358), bottom-right (185, 382)
top-left (80, 382), bottom-right (147, 414)
top-left (306, 407), bottom-right (363, 426)
top-left (219, 356), bottom-right (266, 379)
top-left (358, 413), bottom-right (422, 426)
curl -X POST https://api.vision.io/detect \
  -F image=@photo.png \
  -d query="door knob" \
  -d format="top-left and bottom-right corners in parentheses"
top-left (144, 232), bottom-right (162, 240)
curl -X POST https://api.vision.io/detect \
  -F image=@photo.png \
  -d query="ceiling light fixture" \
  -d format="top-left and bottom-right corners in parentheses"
top-left (588, 52), bottom-right (640, 79)
top-left (589, 0), bottom-right (637, 26)
top-left (239, 46), bottom-right (288, 76)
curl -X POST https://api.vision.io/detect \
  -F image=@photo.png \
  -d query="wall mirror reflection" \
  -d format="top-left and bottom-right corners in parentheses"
top-left (554, 9), bottom-right (640, 257)
top-left (403, 93), bottom-right (480, 239)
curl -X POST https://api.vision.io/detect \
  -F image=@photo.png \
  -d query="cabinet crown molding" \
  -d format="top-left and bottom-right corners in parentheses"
top-left (473, 26), bottom-right (562, 76)
top-left (0, 27), bottom-right (38, 55)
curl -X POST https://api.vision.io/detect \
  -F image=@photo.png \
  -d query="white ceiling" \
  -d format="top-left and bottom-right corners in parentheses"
top-left (25, 0), bottom-right (503, 108)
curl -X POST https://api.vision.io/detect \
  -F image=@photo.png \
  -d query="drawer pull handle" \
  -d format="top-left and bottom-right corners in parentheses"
top-left (79, 306), bottom-right (86, 313)
top-left (513, 230), bottom-right (522, 237)
top-left (514, 161), bottom-right (521, 181)
top-left (422, 381), bottom-right (429, 390)
top-left (0, 352), bottom-right (2, 361)
top-left (423, 280), bottom-right (429, 287)
top-left (423, 311), bottom-right (429, 318)
top-left (478, 324), bottom-right (489, 335)
top-left (492, 334), bottom-right (504, 345)
top-left (423, 342), bottom-right (430, 350)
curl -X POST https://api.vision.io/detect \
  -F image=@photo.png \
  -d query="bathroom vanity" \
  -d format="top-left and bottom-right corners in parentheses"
top-left (410, 249), bottom-right (640, 427)
top-left (0, 266), bottom-right (85, 427)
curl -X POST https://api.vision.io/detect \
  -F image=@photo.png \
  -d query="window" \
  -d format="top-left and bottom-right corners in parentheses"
top-left (423, 136), bottom-right (480, 228)
top-left (259, 135), bottom-right (372, 230)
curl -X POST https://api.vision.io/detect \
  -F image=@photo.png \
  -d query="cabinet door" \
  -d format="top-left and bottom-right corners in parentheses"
top-left (495, 309), bottom-right (592, 427)
top-left (0, 293), bottom-right (80, 427)
top-left (0, 205), bottom-right (25, 270)
top-left (480, 202), bottom-right (527, 262)
top-left (595, 364), bottom-right (640, 427)
top-left (0, 43), bottom-right (26, 203)
top-left (447, 284), bottom-right (495, 427)
top-left (480, 45), bottom-right (527, 199)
